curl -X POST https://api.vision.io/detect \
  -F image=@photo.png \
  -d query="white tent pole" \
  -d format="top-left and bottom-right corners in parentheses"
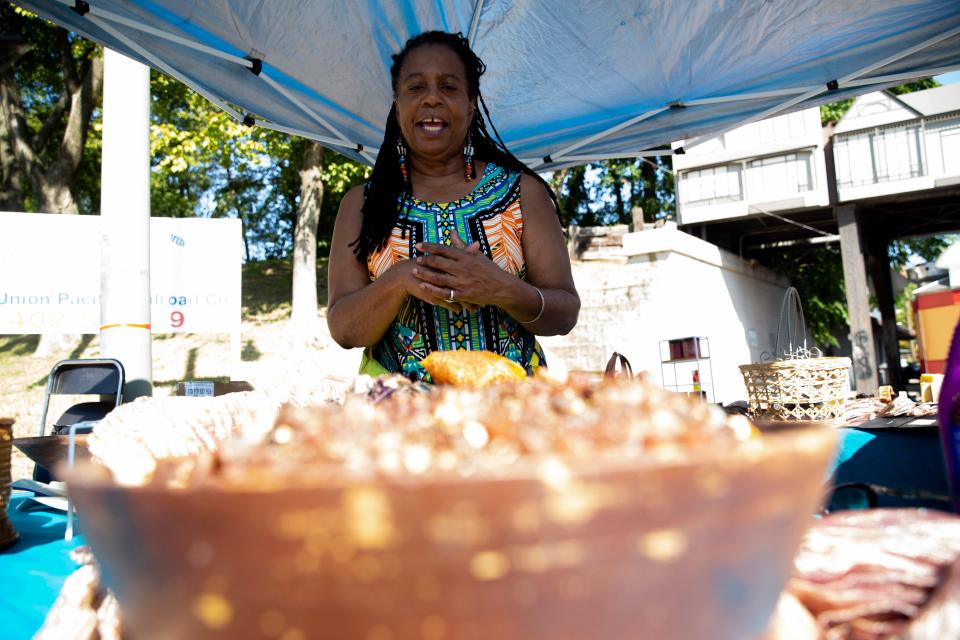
top-left (468, 0), bottom-right (486, 45)
top-left (684, 86), bottom-right (818, 106)
top-left (260, 73), bottom-right (376, 164)
top-left (676, 64), bottom-right (960, 109)
top-left (100, 48), bottom-right (152, 400)
top-left (89, 15), bottom-right (247, 122)
top-left (86, 12), bottom-right (375, 161)
top-left (520, 148), bottom-right (672, 167)
top-left (683, 24), bottom-right (960, 152)
top-left (577, 59), bottom-right (958, 115)
top-left (525, 69), bottom-right (925, 169)
top-left (532, 150), bottom-right (675, 165)
top-left (524, 74), bottom-right (914, 166)
top-left (74, 2), bottom-right (377, 161)
top-left (836, 24), bottom-right (960, 85)
top-left (683, 86), bottom-right (825, 151)
top-left (539, 107), bottom-right (669, 167)
top-left (50, 0), bottom-right (255, 68)
top-left (841, 63), bottom-right (960, 88)
top-left (252, 121), bottom-right (378, 156)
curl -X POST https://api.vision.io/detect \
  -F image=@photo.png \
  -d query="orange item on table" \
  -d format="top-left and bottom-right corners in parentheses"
top-left (913, 288), bottom-right (960, 374)
top-left (421, 349), bottom-right (526, 386)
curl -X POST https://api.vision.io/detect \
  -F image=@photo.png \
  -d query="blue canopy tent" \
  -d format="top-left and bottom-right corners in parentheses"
top-left (4, 6), bottom-right (960, 636)
top-left (15, 0), bottom-right (960, 168)
top-left (12, 0), bottom-right (960, 395)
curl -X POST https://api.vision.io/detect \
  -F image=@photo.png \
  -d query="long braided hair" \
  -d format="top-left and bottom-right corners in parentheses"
top-left (350, 31), bottom-right (561, 262)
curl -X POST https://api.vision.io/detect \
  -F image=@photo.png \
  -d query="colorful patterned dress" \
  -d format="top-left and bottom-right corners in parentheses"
top-left (364, 161), bottom-right (546, 381)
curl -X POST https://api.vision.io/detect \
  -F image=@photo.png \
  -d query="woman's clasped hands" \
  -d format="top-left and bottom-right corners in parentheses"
top-left (407, 233), bottom-right (509, 314)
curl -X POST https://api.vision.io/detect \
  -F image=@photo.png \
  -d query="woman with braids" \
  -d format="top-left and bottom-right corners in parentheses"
top-left (327, 31), bottom-right (580, 380)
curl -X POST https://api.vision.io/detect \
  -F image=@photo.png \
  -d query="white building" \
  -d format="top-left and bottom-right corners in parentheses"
top-left (670, 84), bottom-right (960, 394)
top-left (832, 85), bottom-right (960, 202)
top-left (544, 86), bottom-right (959, 396)
top-left (540, 224), bottom-right (790, 404)
top-left (673, 108), bottom-right (830, 225)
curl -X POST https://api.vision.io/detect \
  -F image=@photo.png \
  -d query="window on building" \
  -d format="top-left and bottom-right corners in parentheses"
top-left (942, 127), bottom-right (960, 176)
top-left (757, 111), bottom-right (807, 143)
top-left (874, 125), bottom-right (923, 182)
top-left (834, 133), bottom-right (874, 187)
top-left (745, 152), bottom-right (813, 202)
top-left (680, 164), bottom-right (742, 204)
top-left (834, 124), bottom-right (925, 187)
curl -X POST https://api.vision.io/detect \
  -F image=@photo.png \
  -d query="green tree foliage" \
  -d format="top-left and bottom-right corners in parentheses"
top-left (149, 73), bottom-right (367, 261)
top-left (763, 247), bottom-right (849, 348)
top-left (762, 236), bottom-right (955, 351)
top-left (888, 79), bottom-right (941, 96)
top-left (316, 151), bottom-right (368, 251)
top-left (819, 98), bottom-right (855, 127)
top-left (550, 164), bottom-right (589, 226)
top-left (549, 157), bottom-right (675, 227)
top-left (820, 78), bottom-right (940, 125)
top-left (0, 4), bottom-right (102, 213)
top-left (889, 235), bottom-right (955, 270)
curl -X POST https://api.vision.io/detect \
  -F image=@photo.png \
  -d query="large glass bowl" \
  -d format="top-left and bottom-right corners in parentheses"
top-left (68, 423), bottom-right (836, 640)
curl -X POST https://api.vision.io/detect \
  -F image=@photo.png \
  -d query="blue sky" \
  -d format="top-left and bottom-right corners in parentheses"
top-left (934, 71), bottom-right (960, 85)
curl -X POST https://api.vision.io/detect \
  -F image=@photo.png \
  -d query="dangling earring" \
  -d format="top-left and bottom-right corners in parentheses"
top-left (464, 131), bottom-right (474, 182)
top-left (397, 136), bottom-right (409, 184)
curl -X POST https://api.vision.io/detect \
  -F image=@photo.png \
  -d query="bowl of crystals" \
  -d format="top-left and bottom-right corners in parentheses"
top-left (67, 370), bottom-right (836, 640)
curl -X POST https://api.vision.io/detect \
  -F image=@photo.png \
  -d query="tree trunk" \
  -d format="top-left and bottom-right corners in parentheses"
top-left (34, 52), bottom-right (103, 214)
top-left (32, 51), bottom-right (103, 355)
top-left (289, 141), bottom-right (324, 331)
top-left (241, 223), bottom-right (251, 263)
top-left (608, 162), bottom-right (625, 224)
top-left (640, 158), bottom-right (658, 223)
top-left (0, 69), bottom-right (26, 211)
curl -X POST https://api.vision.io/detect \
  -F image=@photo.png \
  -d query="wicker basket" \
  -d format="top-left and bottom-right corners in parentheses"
top-left (739, 357), bottom-right (851, 425)
top-left (1, 416), bottom-right (19, 551)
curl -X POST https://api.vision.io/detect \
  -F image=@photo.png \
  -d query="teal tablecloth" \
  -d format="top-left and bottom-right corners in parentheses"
top-left (831, 426), bottom-right (951, 511)
top-left (0, 492), bottom-right (84, 640)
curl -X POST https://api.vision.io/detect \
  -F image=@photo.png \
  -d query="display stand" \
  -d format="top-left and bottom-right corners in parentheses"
top-left (660, 337), bottom-right (715, 402)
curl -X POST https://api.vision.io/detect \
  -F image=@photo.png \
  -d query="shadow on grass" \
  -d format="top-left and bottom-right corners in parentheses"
top-left (69, 335), bottom-right (94, 359)
top-left (184, 347), bottom-right (197, 380)
top-left (29, 334), bottom-right (98, 388)
top-left (241, 339), bottom-right (262, 362)
top-left (0, 335), bottom-right (39, 356)
top-left (243, 258), bottom-right (328, 318)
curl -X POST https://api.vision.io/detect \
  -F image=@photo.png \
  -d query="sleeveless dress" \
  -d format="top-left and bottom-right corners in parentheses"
top-left (363, 161), bottom-right (546, 381)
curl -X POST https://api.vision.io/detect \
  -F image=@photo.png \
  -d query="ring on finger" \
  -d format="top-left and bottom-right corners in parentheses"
top-left (445, 288), bottom-right (456, 303)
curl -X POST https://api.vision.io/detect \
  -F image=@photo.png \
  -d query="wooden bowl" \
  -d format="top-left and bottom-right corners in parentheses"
top-left (14, 435), bottom-right (91, 473)
top-left (68, 425), bottom-right (836, 640)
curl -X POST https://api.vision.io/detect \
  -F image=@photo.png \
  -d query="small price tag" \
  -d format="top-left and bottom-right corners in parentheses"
top-left (183, 381), bottom-right (215, 397)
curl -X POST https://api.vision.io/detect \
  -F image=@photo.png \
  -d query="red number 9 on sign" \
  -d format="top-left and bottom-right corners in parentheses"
top-left (171, 311), bottom-right (184, 328)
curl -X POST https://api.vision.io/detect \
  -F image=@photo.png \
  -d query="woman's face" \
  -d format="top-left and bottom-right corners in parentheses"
top-left (395, 43), bottom-right (475, 164)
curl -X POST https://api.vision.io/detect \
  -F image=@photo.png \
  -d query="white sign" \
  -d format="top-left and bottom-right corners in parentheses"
top-left (149, 217), bottom-right (242, 333)
top-left (0, 212), bottom-right (242, 334)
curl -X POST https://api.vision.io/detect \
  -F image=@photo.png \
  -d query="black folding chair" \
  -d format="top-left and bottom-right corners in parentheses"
top-left (34, 359), bottom-right (124, 481)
